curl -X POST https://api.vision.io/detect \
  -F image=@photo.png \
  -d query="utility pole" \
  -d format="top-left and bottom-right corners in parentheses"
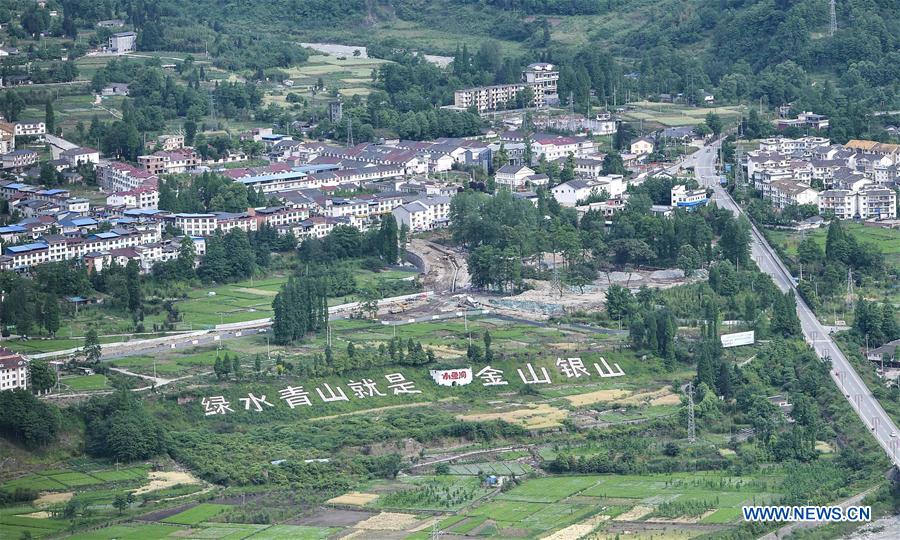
top-left (686, 381), bottom-right (696, 443)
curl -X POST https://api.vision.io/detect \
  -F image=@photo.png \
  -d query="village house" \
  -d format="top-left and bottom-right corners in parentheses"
top-left (630, 136), bottom-right (654, 156)
top-left (494, 164), bottom-right (535, 190)
top-left (0, 348), bottom-right (28, 391)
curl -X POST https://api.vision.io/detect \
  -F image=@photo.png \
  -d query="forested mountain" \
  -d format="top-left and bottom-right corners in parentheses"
top-left (110, 0), bottom-right (898, 117)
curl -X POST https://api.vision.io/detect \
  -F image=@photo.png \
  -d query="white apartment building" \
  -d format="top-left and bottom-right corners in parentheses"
top-left (762, 179), bottom-right (819, 209)
top-left (106, 187), bottom-right (159, 209)
top-left (0, 348), bottom-right (28, 391)
top-left (532, 136), bottom-right (595, 162)
top-left (454, 63), bottom-right (559, 112)
top-left (13, 121), bottom-right (46, 137)
top-left (0, 228), bottom-right (161, 270)
top-left (818, 185), bottom-right (897, 220)
top-left (758, 137), bottom-right (830, 154)
top-left (109, 31), bottom-right (136, 54)
top-left (138, 149), bottom-right (199, 175)
top-left (172, 214), bottom-right (218, 237)
top-left (98, 161), bottom-right (158, 192)
top-left (392, 196), bottom-right (451, 232)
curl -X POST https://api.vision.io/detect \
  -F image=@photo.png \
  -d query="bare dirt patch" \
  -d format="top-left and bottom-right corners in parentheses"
top-left (428, 344), bottom-right (466, 359)
top-left (646, 509), bottom-right (717, 524)
top-left (619, 388), bottom-right (676, 406)
top-left (541, 514), bottom-right (610, 539)
top-left (233, 287), bottom-right (277, 297)
top-left (34, 491), bottom-right (74, 507)
top-left (133, 471), bottom-right (202, 496)
top-left (327, 492), bottom-right (379, 506)
top-left (614, 505), bottom-right (655, 521)
top-left (20, 511), bottom-right (52, 518)
top-left (458, 403), bottom-right (566, 429)
top-left (290, 507), bottom-right (375, 527)
top-left (354, 511), bottom-right (421, 530)
top-left (565, 389), bottom-right (631, 407)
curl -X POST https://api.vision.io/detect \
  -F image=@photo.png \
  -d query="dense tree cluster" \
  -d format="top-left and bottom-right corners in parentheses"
top-left (298, 217), bottom-right (401, 266)
top-left (272, 277), bottom-right (329, 344)
top-left (82, 390), bottom-right (166, 462)
top-left (0, 389), bottom-right (60, 449)
top-left (158, 173), bottom-right (268, 213)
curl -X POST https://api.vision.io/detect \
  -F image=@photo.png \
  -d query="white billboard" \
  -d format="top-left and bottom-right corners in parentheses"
top-left (430, 368), bottom-right (473, 387)
top-left (721, 330), bottom-right (755, 348)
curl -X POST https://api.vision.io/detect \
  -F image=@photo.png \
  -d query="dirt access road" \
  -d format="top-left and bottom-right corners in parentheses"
top-left (408, 239), bottom-right (469, 293)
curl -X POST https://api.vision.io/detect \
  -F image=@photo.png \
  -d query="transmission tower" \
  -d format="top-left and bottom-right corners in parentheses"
top-left (686, 381), bottom-right (696, 443)
top-left (346, 116), bottom-right (354, 147)
top-left (550, 264), bottom-right (564, 299)
top-left (829, 0), bottom-right (837, 36)
top-left (846, 267), bottom-right (854, 306)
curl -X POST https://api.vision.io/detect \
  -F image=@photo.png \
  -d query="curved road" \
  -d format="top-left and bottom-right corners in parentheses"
top-left (685, 141), bottom-right (900, 467)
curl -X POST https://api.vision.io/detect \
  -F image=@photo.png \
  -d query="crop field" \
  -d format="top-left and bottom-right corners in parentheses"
top-left (160, 503), bottom-right (232, 525)
top-left (266, 54), bottom-right (388, 107)
top-left (621, 101), bottom-right (746, 128)
top-left (448, 461), bottom-right (532, 475)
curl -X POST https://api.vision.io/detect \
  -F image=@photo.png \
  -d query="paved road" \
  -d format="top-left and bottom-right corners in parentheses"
top-left (687, 140), bottom-right (900, 467)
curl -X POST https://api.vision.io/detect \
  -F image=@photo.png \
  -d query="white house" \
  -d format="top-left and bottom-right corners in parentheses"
top-left (495, 164), bottom-right (535, 190)
top-left (630, 137), bottom-right (654, 155)
top-left (552, 179), bottom-right (605, 207)
top-left (108, 31), bottom-right (137, 54)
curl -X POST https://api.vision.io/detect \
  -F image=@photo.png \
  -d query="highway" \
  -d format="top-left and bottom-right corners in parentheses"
top-left (684, 141), bottom-right (900, 467)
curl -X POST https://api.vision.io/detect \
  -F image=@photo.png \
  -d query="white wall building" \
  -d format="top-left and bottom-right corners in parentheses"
top-left (0, 348), bottom-right (28, 391)
top-left (392, 196), bottom-right (451, 232)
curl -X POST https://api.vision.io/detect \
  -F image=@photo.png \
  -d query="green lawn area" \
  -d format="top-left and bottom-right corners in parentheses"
top-left (496, 476), bottom-right (600, 503)
top-left (161, 503), bottom-right (232, 525)
top-left (621, 101), bottom-right (746, 128)
top-left (60, 374), bottom-right (109, 391)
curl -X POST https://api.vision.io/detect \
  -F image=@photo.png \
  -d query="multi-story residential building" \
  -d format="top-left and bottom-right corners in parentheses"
top-left (392, 196), bottom-right (451, 232)
top-left (138, 148), bottom-right (199, 175)
top-left (108, 31), bottom-right (136, 53)
top-left (0, 348), bottom-right (28, 391)
top-left (0, 122), bottom-right (14, 153)
top-left (762, 179), bottom-right (819, 209)
top-left (454, 63), bottom-right (559, 112)
top-left (818, 185), bottom-right (896, 220)
top-left (171, 214), bottom-right (218, 237)
top-left (521, 63), bottom-right (559, 107)
top-left (13, 121), bottom-right (46, 137)
top-left (758, 137), bottom-right (830, 154)
top-left (858, 186), bottom-right (897, 220)
top-left (98, 161), bottom-right (158, 192)
top-left (819, 189), bottom-right (858, 220)
top-left (106, 186), bottom-right (159, 209)
top-left (0, 227), bottom-right (161, 270)
top-left (1, 149), bottom-right (39, 170)
top-left (60, 147), bottom-right (100, 168)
